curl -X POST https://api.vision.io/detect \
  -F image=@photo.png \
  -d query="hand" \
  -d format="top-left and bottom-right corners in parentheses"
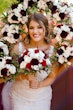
top-left (27, 74), bottom-right (39, 89)
top-left (29, 79), bottom-right (39, 89)
top-left (27, 74), bottom-right (36, 81)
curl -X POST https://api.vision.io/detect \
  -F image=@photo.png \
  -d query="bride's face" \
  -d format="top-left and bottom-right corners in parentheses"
top-left (28, 20), bottom-right (46, 42)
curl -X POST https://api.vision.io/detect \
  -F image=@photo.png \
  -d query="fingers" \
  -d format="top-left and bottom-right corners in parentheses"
top-left (27, 74), bottom-right (36, 81)
top-left (29, 80), bottom-right (39, 89)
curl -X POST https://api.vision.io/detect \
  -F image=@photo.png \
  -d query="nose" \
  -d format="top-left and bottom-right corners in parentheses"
top-left (33, 28), bottom-right (38, 33)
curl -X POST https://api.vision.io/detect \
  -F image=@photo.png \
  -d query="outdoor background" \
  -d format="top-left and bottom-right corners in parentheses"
top-left (0, 0), bottom-right (17, 15)
top-left (0, 0), bottom-right (73, 15)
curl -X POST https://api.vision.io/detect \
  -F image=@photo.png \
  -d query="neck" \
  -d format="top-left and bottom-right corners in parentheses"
top-left (30, 40), bottom-right (47, 48)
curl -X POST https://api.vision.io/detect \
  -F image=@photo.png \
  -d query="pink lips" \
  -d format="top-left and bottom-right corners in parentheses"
top-left (33, 34), bottom-right (39, 38)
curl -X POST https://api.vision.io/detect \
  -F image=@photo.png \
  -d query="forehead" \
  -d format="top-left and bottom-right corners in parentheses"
top-left (29, 20), bottom-right (45, 27)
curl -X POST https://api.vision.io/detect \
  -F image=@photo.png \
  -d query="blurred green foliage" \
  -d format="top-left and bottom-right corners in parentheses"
top-left (0, 0), bottom-right (17, 15)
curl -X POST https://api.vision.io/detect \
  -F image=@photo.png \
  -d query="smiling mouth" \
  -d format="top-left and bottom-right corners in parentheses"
top-left (33, 35), bottom-right (39, 38)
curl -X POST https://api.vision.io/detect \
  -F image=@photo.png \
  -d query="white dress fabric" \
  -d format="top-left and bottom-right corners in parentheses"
top-left (2, 42), bottom-right (54, 110)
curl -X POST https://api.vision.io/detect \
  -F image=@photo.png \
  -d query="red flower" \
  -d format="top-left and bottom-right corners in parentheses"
top-left (26, 63), bottom-right (31, 70)
top-left (1, 68), bottom-right (8, 77)
top-left (23, 50), bottom-right (29, 56)
top-left (18, 56), bottom-right (24, 64)
top-left (6, 59), bottom-right (12, 64)
top-left (35, 49), bottom-right (39, 53)
top-left (30, 59), bottom-right (39, 65)
top-left (41, 60), bottom-right (47, 66)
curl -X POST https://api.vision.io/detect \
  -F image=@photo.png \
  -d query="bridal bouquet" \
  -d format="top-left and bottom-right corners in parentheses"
top-left (18, 48), bottom-right (52, 75)
top-left (52, 23), bottom-right (73, 66)
top-left (55, 42), bottom-right (73, 65)
top-left (0, 40), bottom-right (16, 80)
top-left (0, 56), bottom-right (16, 78)
top-left (1, 24), bottom-right (21, 44)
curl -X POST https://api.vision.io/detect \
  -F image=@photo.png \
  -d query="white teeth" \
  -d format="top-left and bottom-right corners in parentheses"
top-left (34, 35), bottom-right (39, 37)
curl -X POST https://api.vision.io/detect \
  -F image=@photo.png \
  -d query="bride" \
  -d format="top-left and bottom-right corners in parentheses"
top-left (2, 13), bottom-right (56, 110)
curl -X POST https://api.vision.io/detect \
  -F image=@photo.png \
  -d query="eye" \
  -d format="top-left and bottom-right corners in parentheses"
top-left (29, 26), bottom-right (34, 29)
top-left (38, 26), bottom-right (43, 29)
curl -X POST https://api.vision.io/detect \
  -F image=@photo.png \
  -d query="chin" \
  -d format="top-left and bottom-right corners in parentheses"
top-left (33, 38), bottom-right (41, 42)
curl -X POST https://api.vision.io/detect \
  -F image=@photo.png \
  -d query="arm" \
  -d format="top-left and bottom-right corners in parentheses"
top-left (38, 64), bottom-right (58, 88)
top-left (39, 73), bottom-right (56, 88)
top-left (0, 78), bottom-right (4, 84)
top-left (29, 70), bottom-right (56, 89)
top-left (29, 73), bottom-right (56, 89)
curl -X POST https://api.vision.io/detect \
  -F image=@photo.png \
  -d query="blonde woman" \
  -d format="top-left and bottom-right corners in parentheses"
top-left (2, 13), bottom-right (57, 110)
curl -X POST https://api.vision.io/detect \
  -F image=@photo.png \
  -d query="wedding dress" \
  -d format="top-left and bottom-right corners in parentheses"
top-left (2, 42), bottom-right (54, 110)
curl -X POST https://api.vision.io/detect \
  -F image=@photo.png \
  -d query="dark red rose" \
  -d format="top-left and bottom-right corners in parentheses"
top-left (18, 56), bottom-right (24, 64)
top-left (61, 31), bottom-right (68, 38)
top-left (35, 49), bottom-right (39, 53)
top-left (31, 59), bottom-right (39, 65)
top-left (1, 68), bottom-right (8, 77)
top-left (6, 59), bottom-right (12, 64)
top-left (57, 48), bottom-right (64, 55)
top-left (23, 50), bottom-right (29, 56)
top-left (26, 63), bottom-right (31, 70)
top-left (41, 60), bottom-right (47, 66)
top-left (20, 10), bottom-right (26, 16)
